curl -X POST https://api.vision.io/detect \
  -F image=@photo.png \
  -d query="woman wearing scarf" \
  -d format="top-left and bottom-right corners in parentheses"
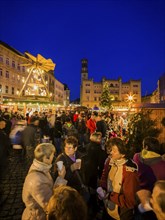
top-left (22, 143), bottom-right (67, 220)
top-left (99, 138), bottom-right (139, 220)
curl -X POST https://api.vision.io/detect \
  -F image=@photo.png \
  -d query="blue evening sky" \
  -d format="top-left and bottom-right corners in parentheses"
top-left (0, 0), bottom-right (165, 100)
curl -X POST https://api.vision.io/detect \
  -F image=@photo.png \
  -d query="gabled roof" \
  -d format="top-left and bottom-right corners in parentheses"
top-left (0, 40), bottom-right (24, 56)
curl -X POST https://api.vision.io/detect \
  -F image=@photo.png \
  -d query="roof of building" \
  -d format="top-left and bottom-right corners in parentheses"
top-left (0, 40), bottom-right (24, 56)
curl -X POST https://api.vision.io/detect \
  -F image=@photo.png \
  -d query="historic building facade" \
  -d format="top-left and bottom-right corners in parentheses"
top-left (80, 59), bottom-right (141, 109)
top-left (0, 41), bottom-right (70, 109)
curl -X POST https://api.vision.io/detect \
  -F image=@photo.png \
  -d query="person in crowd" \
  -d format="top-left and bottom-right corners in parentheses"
top-left (46, 185), bottom-right (88, 220)
top-left (62, 117), bottom-right (78, 139)
top-left (73, 111), bottom-right (79, 125)
top-left (54, 136), bottom-right (87, 199)
top-left (99, 137), bottom-right (139, 220)
top-left (39, 112), bottom-right (50, 138)
top-left (96, 113), bottom-right (107, 149)
top-left (21, 118), bottom-right (40, 156)
top-left (22, 143), bottom-right (67, 220)
top-left (86, 111), bottom-right (98, 135)
top-left (53, 116), bottom-right (63, 155)
top-left (85, 111), bottom-right (98, 144)
top-left (0, 119), bottom-right (11, 167)
top-left (150, 180), bottom-right (165, 220)
top-left (96, 113), bottom-right (107, 138)
top-left (75, 112), bottom-right (87, 148)
top-left (133, 137), bottom-right (165, 219)
top-left (84, 132), bottom-right (107, 219)
top-left (3, 113), bottom-right (12, 136)
top-left (85, 132), bottom-right (107, 190)
top-left (47, 110), bottom-right (55, 144)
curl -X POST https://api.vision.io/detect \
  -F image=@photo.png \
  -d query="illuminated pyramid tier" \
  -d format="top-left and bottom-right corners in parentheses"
top-left (19, 52), bottom-right (55, 101)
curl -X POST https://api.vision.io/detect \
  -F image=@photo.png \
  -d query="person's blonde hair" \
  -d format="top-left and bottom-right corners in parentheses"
top-left (34, 143), bottom-right (56, 162)
top-left (46, 185), bottom-right (87, 220)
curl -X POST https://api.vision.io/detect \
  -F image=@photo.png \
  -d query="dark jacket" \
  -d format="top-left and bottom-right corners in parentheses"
top-left (84, 141), bottom-right (107, 189)
top-left (22, 124), bottom-right (37, 147)
top-left (54, 119), bottom-right (63, 138)
top-left (54, 151), bottom-right (86, 192)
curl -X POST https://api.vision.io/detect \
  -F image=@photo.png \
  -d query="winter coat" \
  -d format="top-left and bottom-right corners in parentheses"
top-left (22, 124), bottom-right (38, 147)
top-left (86, 118), bottom-right (96, 134)
top-left (100, 158), bottom-right (139, 220)
top-left (54, 152), bottom-right (86, 192)
top-left (84, 141), bottom-right (107, 189)
top-left (22, 159), bottom-right (67, 220)
top-left (54, 120), bottom-right (63, 138)
top-left (133, 151), bottom-right (165, 191)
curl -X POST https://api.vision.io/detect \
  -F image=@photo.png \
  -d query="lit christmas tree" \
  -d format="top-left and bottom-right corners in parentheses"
top-left (100, 82), bottom-right (113, 110)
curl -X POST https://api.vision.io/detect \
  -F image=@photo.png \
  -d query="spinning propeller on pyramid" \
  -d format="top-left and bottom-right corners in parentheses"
top-left (19, 52), bottom-right (55, 100)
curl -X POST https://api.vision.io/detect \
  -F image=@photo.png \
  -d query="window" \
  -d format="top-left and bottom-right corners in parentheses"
top-left (0, 68), bottom-right (2, 76)
top-left (0, 84), bottom-right (2, 92)
top-left (0, 55), bottom-right (3, 62)
top-left (12, 61), bottom-right (15, 68)
top-left (5, 86), bottom-right (8, 93)
top-left (6, 71), bottom-right (9, 78)
top-left (12, 87), bottom-right (14, 95)
top-left (6, 58), bottom-right (9, 65)
top-left (133, 85), bottom-right (138, 87)
top-left (17, 64), bottom-right (20, 70)
top-left (94, 97), bottom-right (97, 101)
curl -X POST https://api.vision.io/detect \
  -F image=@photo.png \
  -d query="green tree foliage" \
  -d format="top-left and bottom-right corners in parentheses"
top-left (125, 109), bottom-right (161, 156)
top-left (100, 82), bottom-right (112, 110)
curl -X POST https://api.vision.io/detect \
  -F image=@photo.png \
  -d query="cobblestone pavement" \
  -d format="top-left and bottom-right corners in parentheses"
top-left (0, 149), bottom-right (34, 220)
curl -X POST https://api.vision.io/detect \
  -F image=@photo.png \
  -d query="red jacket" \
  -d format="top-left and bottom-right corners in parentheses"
top-left (100, 157), bottom-right (139, 209)
top-left (86, 118), bottom-right (96, 134)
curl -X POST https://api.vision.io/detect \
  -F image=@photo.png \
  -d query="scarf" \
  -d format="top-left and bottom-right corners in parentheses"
top-left (106, 158), bottom-right (127, 220)
top-left (141, 149), bottom-right (161, 159)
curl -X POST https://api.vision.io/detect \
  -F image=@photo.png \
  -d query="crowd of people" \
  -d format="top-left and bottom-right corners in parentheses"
top-left (0, 107), bottom-right (165, 220)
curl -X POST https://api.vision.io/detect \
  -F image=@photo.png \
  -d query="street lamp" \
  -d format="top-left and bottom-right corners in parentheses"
top-left (126, 93), bottom-right (135, 109)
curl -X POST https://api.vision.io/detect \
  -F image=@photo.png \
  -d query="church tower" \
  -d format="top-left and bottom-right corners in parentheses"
top-left (81, 58), bottom-right (88, 82)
